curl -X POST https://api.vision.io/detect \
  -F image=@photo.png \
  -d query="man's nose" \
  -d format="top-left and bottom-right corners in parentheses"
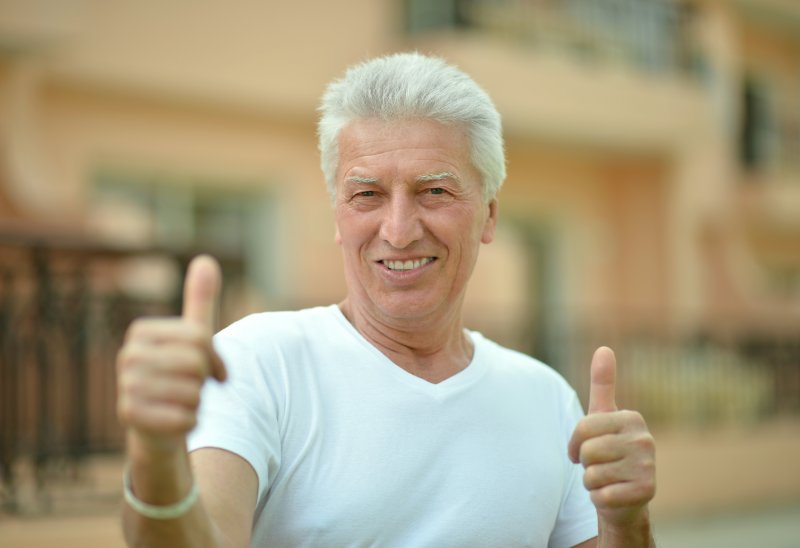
top-left (379, 195), bottom-right (423, 249)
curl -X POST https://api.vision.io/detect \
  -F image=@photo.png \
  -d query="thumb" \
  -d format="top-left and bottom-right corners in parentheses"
top-left (588, 346), bottom-right (617, 414)
top-left (182, 255), bottom-right (221, 329)
top-left (182, 255), bottom-right (227, 382)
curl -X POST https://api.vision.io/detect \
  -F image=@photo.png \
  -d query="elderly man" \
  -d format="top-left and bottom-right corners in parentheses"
top-left (117, 53), bottom-right (656, 547)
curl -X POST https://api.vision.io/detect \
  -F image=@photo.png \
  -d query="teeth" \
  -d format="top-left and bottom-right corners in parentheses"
top-left (383, 258), bottom-right (433, 271)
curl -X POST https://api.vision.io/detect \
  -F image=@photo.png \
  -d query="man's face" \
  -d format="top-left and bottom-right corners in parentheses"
top-left (334, 118), bottom-right (497, 322)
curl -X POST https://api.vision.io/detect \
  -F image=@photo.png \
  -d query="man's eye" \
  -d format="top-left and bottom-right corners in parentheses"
top-left (428, 188), bottom-right (445, 195)
top-left (356, 190), bottom-right (376, 197)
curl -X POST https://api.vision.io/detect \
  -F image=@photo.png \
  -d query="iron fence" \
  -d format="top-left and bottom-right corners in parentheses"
top-left (0, 232), bottom-right (180, 513)
top-left (475, 312), bottom-right (800, 428)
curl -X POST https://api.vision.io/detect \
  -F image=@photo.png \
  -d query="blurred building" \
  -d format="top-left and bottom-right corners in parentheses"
top-left (0, 0), bottom-right (798, 469)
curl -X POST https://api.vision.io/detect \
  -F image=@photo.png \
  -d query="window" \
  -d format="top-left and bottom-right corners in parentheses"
top-left (89, 167), bottom-right (280, 298)
top-left (740, 77), bottom-right (778, 173)
top-left (566, 0), bottom-right (683, 72)
top-left (405, 0), bottom-right (473, 34)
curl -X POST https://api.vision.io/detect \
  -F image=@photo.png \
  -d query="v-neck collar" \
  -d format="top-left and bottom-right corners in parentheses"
top-left (328, 305), bottom-right (488, 399)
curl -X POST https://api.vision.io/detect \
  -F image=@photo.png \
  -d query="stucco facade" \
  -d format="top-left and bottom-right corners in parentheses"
top-left (1, 0), bottom-right (798, 365)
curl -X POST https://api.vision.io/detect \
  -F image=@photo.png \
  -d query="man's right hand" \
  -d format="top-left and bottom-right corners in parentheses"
top-left (117, 255), bottom-right (227, 456)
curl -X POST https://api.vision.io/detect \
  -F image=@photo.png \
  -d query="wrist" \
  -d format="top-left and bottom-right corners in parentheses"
top-left (598, 506), bottom-right (654, 548)
top-left (125, 429), bottom-right (193, 507)
top-left (123, 465), bottom-right (199, 520)
top-left (127, 429), bottom-right (187, 463)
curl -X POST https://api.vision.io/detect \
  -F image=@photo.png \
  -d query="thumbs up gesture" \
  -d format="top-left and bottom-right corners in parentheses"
top-left (567, 347), bottom-right (656, 541)
top-left (117, 256), bottom-right (227, 456)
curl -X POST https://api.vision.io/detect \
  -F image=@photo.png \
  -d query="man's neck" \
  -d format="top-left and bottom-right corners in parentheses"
top-left (338, 299), bottom-right (473, 384)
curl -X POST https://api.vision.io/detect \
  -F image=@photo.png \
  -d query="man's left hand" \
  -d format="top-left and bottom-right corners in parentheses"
top-left (568, 347), bottom-right (656, 544)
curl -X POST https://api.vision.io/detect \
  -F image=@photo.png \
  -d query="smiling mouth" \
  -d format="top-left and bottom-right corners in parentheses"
top-left (381, 257), bottom-right (435, 271)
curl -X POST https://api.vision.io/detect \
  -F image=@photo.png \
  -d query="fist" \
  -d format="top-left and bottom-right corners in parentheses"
top-left (568, 347), bottom-right (656, 527)
top-left (116, 255), bottom-right (227, 454)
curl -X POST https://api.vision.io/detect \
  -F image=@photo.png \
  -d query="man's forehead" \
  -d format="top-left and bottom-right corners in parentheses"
top-left (339, 119), bottom-right (470, 170)
top-left (339, 118), bottom-right (468, 152)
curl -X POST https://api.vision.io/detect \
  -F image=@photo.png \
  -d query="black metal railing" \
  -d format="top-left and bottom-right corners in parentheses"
top-left (406, 0), bottom-right (704, 77)
top-left (0, 228), bottom-right (181, 513)
top-left (473, 310), bottom-right (800, 428)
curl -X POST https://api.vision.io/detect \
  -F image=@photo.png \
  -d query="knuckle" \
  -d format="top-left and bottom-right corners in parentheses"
top-left (590, 487), bottom-right (613, 508)
top-left (577, 446), bottom-right (588, 466)
top-left (578, 440), bottom-right (595, 466)
top-left (118, 372), bottom-right (136, 395)
top-left (638, 456), bottom-right (656, 476)
top-left (634, 477), bottom-right (656, 503)
top-left (188, 347), bottom-right (210, 373)
top-left (117, 343), bottom-right (151, 375)
top-left (187, 388), bottom-right (202, 409)
top-left (174, 409), bottom-right (198, 433)
top-left (633, 432), bottom-right (656, 453)
top-left (127, 318), bottom-right (150, 340)
top-left (120, 368), bottom-right (150, 395)
top-left (583, 466), bottom-right (600, 489)
top-left (173, 351), bottom-right (205, 380)
top-left (574, 419), bottom-right (591, 440)
top-left (637, 459), bottom-right (656, 486)
top-left (644, 478), bottom-right (657, 499)
top-left (622, 409), bottom-right (647, 428)
top-left (117, 397), bottom-right (135, 424)
top-left (175, 382), bottom-right (201, 409)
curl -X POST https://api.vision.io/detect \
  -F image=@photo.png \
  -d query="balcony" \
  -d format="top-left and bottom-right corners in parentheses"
top-left (405, 0), bottom-right (702, 78)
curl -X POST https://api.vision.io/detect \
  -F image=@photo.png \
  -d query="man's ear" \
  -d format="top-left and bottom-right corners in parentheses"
top-left (335, 224), bottom-right (342, 245)
top-left (481, 198), bottom-right (498, 244)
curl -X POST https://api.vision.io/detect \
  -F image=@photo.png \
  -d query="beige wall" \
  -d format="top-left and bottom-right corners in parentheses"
top-left (1, 0), bottom-right (798, 340)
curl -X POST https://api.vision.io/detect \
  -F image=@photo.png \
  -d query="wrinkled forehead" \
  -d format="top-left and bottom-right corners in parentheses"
top-left (335, 118), bottom-right (474, 179)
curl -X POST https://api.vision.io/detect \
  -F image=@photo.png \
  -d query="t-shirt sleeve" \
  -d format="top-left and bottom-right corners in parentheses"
top-left (187, 331), bottom-right (282, 503)
top-left (548, 391), bottom-right (598, 548)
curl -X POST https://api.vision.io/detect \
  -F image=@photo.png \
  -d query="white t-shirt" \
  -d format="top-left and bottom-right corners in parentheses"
top-left (188, 305), bottom-right (597, 548)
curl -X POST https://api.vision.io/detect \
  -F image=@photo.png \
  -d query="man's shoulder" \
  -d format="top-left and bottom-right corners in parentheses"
top-left (215, 305), bottom-right (339, 347)
top-left (472, 332), bottom-right (575, 391)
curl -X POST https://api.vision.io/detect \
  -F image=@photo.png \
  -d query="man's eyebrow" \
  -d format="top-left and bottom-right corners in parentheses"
top-left (345, 175), bottom-right (379, 184)
top-left (345, 173), bottom-right (460, 184)
top-left (416, 172), bottom-right (460, 183)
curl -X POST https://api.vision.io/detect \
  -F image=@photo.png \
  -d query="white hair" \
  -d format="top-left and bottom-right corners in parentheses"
top-left (317, 52), bottom-right (506, 203)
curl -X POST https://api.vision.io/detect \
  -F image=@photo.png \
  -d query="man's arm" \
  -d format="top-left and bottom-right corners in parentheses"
top-left (568, 347), bottom-right (657, 548)
top-left (117, 256), bottom-right (256, 548)
top-left (189, 449), bottom-right (258, 547)
top-left (122, 443), bottom-right (257, 548)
